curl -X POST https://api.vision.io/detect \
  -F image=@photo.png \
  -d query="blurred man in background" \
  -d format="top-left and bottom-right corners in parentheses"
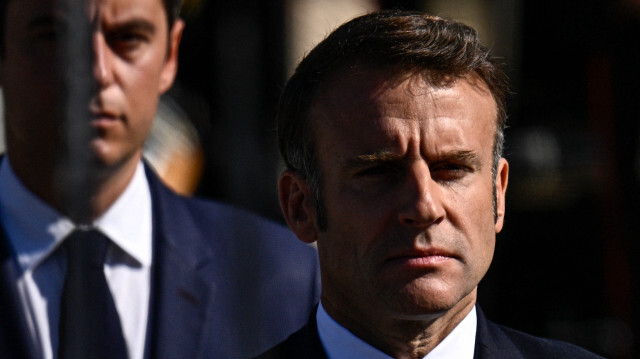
top-left (0, 0), bottom-right (319, 358)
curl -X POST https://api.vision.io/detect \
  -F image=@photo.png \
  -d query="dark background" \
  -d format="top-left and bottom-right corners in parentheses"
top-left (170, 0), bottom-right (640, 357)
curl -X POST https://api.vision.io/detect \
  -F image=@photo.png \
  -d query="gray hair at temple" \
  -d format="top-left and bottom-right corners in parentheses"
top-left (277, 10), bottom-right (510, 229)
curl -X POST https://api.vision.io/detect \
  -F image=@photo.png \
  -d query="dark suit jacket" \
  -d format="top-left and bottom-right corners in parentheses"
top-left (255, 306), bottom-right (604, 359)
top-left (0, 163), bottom-right (321, 359)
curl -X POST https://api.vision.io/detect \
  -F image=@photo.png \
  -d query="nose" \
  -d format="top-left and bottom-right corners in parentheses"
top-left (93, 33), bottom-right (113, 87)
top-left (397, 163), bottom-right (445, 228)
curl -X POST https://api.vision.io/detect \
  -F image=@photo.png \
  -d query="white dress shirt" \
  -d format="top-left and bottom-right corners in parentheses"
top-left (0, 158), bottom-right (153, 359)
top-left (317, 302), bottom-right (477, 359)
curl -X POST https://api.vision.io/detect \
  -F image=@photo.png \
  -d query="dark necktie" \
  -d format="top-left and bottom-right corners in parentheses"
top-left (58, 228), bottom-right (128, 359)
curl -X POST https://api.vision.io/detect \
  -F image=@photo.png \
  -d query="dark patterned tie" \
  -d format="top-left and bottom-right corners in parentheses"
top-left (58, 229), bottom-right (128, 359)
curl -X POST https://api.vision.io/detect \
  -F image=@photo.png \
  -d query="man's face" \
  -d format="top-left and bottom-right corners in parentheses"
top-left (282, 69), bottom-right (508, 327)
top-left (0, 0), bottom-right (182, 170)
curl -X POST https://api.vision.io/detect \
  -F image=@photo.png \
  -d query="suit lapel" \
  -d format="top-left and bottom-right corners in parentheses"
top-left (0, 155), bottom-right (35, 358)
top-left (264, 305), bottom-right (528, 359)
top-left (144, 165), bottom-right (216, 359)
top-left (474, 306), bottom-right (524, 359)
top-left (256, 306), bottom-right (327, 359)
top-left (287, 308), bottom-right (327, 359)
top-left (0, 220), bottom-right (38, 358)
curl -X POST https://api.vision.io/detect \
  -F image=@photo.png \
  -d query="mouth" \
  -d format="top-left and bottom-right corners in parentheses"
top-left (384, 248), bottom-right (458, 269)
top-left (89, 101), bottom-right (120, 123)
top-left (91, 110), bottom-right (119, 124)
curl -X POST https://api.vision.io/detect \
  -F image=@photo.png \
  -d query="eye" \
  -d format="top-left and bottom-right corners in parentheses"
top-left (358, 165), bottom-right (391, 177)
top-left (430, 162), bottom-right (471, 182)
top-left (108, 31), bottom-right (147, 52)
top-left (355, 162), bottom-right (404, 182)
top-left (104, 25), bottom-right (154, 59)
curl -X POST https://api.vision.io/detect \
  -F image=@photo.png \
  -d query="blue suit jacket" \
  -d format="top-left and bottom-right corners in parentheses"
top-left (255, 306), bottom-right (604, 359)
top-left (0, 163), bottom-right (321, 359)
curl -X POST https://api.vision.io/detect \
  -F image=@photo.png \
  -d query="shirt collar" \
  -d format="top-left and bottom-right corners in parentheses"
top-left (0, 158), bottom-right (152, 273)
top-left (94, 161), bottom-right (152, 267)
top-left (316, 302), bottom-right (477, 359)
top-left (425, 306), bottom-right (476, 359)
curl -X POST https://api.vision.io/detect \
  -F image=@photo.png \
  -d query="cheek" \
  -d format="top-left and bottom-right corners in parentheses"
top-left (121, 69), bottom-right (162, 128)
top-left (446, 191), bottom-right (493, 234)
top-left (120, 54), bottom-right (167, 96)
top-left (474, 232), bottom-right (495, 264)
top-left (473, 236), bottom-right (495, 285)
top-left (316, 231), bottom-right (363, 298)
top-left (320, 191), bottom-right (372, 261)
top-left (446, 182), bottom-right (497, 261)
top-left (325, 171), bottom-right (399, 226)
top-left (324, 185), bottom-right (396, 256)
top-left (467, 206), bottom-right (497, 278)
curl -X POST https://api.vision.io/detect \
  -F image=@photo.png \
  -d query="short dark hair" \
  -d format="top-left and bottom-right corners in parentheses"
top-left (0, 0), bottom-right (182, 57)
top-left (278, 10), bottom-right (510, 229)
top-left (163, 0), bottom-right (183, 27)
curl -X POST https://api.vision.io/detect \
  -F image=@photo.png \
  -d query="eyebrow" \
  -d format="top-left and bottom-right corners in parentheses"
top-left (345, 151), bottom-right (403, 169)
top-left (437, 150), bottom-right (482, 169)
top-left (345, 150), bottom-right (482, 168)
top-left (105, 19), bottom-right (156, 35)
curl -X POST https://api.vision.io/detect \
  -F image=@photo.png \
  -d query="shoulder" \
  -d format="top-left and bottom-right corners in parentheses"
top-left (498, 324), bottom-right (603, 358)
top-left (147, 165), bottom-right (319, 268)
top-left (171, 193), bottom-right (316, 259)
top-left (476, 307), bottom-right (604, 359)
top-left (146, 163), bottom-right (303, 244)
top-left (146, 164), bottom-right (321, 357)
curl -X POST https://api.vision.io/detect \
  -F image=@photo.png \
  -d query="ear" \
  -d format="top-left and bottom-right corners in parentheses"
top-left (278, 170), bottom-right (319, 244)
top-left (494, 158), bottom-right (509, 233)
top-left (159, 18), bottom-right (185, 94)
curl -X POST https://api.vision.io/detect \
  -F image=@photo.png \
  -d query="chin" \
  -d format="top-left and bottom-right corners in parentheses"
top-left (89, 150), bottom-right (118, 170)
top-left (389, 297), bottom-right (456, 319)
top-left (385, 281), bottom-right (473, 319)
top-left (90, 140), bottom-right (138, 169)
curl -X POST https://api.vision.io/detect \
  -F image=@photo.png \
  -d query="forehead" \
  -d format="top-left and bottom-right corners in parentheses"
top-left (314, 67), bottom-right (495, 115)
top-left (5, 0), bottom-right (167, 23)
top-left (309, 68), bottom-right (498, 159)
top-left (88, 0), bottom-right (167, 22)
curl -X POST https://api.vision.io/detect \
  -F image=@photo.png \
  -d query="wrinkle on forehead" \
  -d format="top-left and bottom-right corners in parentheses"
top-left (310, 68), bottom-right (498, 165)
top-left (313, 67), bottom-right (494, 123)
top-left (314, 71), bottom-right (494, 130)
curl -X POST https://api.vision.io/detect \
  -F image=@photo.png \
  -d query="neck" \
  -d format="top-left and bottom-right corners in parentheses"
top-left (7, 151), bottom-right (141, 224)
top-left (322, 290), bottom-right (477, 359)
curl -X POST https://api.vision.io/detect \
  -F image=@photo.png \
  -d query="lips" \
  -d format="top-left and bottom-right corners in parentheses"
top-left (383, 247), bottom-right (459, 269)
top-left (91, 110), bottom-right (119, 122)
top-left (90, 100), bottom-right (120, 122)
top-left (89, 109), bottom-right (121, 131)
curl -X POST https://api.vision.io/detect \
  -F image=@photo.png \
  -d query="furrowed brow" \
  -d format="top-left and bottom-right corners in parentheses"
top-left (345, 151), bottom-right (403, 168)
top-left (107, 19), bottom-right (156, 34)
top-left (438, 150), bottom-right (482, 169)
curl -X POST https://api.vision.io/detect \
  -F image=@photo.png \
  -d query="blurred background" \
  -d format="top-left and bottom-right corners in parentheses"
top-left (2, 0), bottom-right (639, 357)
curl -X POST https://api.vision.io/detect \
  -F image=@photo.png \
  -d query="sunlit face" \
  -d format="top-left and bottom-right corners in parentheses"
top-left (0, 0), bottom-right (182, 173)
top-left (281, 69), bottom-right (508, 327)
